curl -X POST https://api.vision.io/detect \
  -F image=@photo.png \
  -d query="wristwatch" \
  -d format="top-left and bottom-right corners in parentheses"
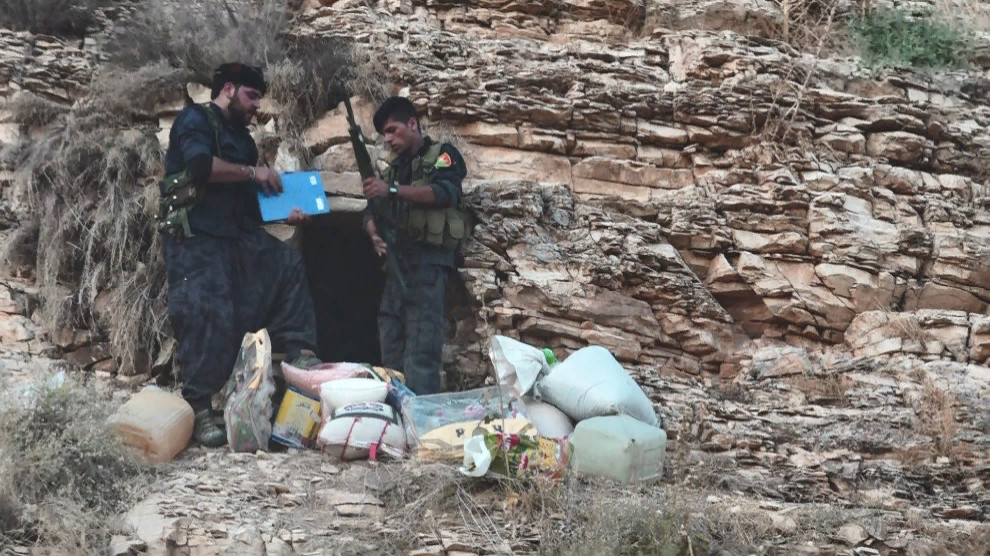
top-left (388, 184), bottom-right (399, 197)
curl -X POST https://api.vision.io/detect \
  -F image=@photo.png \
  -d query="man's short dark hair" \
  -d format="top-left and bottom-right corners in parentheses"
top-left (373, 97), bottom-right (419, 133)
top-left (210, 63), bottom-right (267, 99)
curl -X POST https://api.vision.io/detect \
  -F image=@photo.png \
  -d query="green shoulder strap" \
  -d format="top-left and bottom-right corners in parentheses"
top-left (197, 103), bottom-right (223, 156)
top-left (414, 143), bottom-right (444, 177)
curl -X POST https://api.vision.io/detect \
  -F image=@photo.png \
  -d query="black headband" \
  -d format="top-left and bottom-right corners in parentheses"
top-left (211, 63), bottom-right (267, 97)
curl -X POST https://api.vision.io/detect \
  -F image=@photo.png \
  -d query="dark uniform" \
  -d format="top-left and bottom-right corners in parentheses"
top-left (163, 103), bottom-right (318, 413)
top-left (368, 137), bottom-right (467, 395)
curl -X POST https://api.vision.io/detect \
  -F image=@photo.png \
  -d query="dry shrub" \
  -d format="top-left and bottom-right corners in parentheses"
top-left (377, 461), bottom-right (772, 555)
top-left (0, 371), bottom-right (147, 551)
top-left (788, 372), bottom-right (852, 402)
top-left (268, 35), bottom-right (357, 127)
top-left (760, 1), bottom-right (840, 151)
top-left (106, 0), bottom-right (361, 128)
top-left (4, 0), bottom-right (366, 372)
top-left (775, 0), bottom-right (856, 52)
top-left (107, 0), bottom-right (288, 87)
top-left (915, 376), bottom-right (960, 458)
top-left (0, 0), bottom-right (107, 37)
top-left (5, 62), bottom-right (180, 370)
top-left (3, 91), bottom-right (67, 128)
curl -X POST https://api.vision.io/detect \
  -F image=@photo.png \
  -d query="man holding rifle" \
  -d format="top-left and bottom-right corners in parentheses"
top-left (349, 96), bottom-right (468, 395)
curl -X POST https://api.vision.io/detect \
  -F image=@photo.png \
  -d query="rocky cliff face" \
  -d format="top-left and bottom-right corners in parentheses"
top-left (289, 0), bottom-right (990, 384)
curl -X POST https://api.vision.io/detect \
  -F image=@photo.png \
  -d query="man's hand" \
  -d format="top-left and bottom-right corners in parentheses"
top-left (254, 166), bottom-right (283, 196)
top-left (362, 177), bottom-right (389, 199)
top-left (365, 219), bottom-right (387, 256)
top-left (287, 207), bottom-right (309, 226)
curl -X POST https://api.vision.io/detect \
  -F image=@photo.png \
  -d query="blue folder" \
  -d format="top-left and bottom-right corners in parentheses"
top-left (257, 171), bottom-right (331, 222)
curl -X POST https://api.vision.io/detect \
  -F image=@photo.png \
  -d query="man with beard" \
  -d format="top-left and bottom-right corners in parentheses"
top-left (161, 63), bottom-right (320, 447)
top-left (361, 97), bottom-right (468, 395)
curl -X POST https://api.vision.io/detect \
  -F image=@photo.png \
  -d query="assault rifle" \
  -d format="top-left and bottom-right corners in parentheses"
top-left (343, 96), bottom-right (407, 294)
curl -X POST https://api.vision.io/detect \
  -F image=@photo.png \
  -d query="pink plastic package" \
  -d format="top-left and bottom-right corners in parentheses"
top-left (281, 362), bottom-right (375, 398)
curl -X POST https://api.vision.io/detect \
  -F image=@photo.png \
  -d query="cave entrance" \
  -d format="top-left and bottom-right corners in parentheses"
top-left (301, 210), bottom-right (385, 365)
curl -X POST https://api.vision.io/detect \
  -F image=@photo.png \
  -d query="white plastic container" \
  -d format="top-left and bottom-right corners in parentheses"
top-left (568, 414), bottom-right (667, 483)
top-left (109, 388), bottom-right (194, 463)
top-left (319, 378), bottom-right (387, 419)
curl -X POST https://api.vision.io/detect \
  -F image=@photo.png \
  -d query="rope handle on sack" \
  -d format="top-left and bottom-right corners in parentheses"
top-left (368, 423), bottom-right (390, 461)
top-left (339, 416), bottom-right (393, 461)
top-left (341, 416), bottom-right (361, 461)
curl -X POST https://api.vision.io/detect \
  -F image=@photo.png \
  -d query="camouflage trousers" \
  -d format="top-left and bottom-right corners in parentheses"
top-left (379, 262), bottom-right (448, 395)
top-left (163, 228), bottom-right (318, 412)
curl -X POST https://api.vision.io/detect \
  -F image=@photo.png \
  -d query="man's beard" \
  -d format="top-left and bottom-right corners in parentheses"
top-left (228, 95), bottom-right (252, 127)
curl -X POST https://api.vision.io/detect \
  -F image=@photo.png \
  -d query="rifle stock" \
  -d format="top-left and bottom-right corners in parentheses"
top-left (343, 97), bottom-right (407, 294)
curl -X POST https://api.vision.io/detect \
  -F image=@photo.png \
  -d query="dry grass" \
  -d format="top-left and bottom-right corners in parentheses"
top-left (3, 63), bottom-right (178, 372)
top-left (2, 92), bottom-right (67, 129)
top-left (374, 461), bottom-right (777, 555)
top-left (774, 0), bottom-right (859, 52)
top-left (106, 0), bottom-right (289, 87)
top-left (788, 372), bottom-right (852, 403)
top-left (0, 370), bottom-right (148, 552)
top-left (912, 523), bottom-right (990, 556)
top-left (2, 1), bottom-right (367, 375)
top-left (107, 0), bottom-right (360, 129)
top-left (0, 0), bottom-right (107, 37)
top-left (915, 376), bottom-right (960, 458)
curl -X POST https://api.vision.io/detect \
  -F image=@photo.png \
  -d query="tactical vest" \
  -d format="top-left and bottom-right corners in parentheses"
top-left (156, 104), bottom-right (223, 239)
top-left (381, 143), bottom-right (470, 250)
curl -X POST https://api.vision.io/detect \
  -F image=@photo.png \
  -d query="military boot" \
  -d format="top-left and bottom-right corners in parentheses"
top-left (194, 409), bottom-right (227, 448)
top-left (286, 348), bottom-right (321, 370)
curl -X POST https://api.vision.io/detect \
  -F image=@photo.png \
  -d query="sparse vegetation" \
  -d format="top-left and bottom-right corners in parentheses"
top-left (2, 0), bottom-right (367, 375)
top-left (850, 8), bottom-right (973, 70)
top-left (915, 376), bottom-right (960, 458)
top-left (788, 372), bottom-right (852, 403)
top-left (0, 0), bottom-right (107, 38)
top-left (4, 63), bottom-right (179, 372)
top-left (775, 0), bottom-right (846, 52)
top-left (376, 462), bottom-right (777, 555)
top-left (106, 0), bottom-right (289, 87)
top-left (2, 92), bottom-right (66, 129)
top-left (107, 0), bottom-right (362, 128)
top-left (0, 371), bottom-right (147, 551)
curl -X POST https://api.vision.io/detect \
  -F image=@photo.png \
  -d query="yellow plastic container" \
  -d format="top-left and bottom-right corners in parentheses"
top-left (109, 388), bottom-right (194, 464)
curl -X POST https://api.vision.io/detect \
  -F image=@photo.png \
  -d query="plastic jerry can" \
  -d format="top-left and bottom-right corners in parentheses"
top-left (568, 414), bottom-right (667, 483)
top-left (109, 388), bottom-right (194, 463)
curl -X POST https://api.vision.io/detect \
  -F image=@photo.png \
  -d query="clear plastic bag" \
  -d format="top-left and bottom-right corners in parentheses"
top-left (401, 385), bottom-right (529, 448)
top-left (223, 330), bottom-right (276, 452)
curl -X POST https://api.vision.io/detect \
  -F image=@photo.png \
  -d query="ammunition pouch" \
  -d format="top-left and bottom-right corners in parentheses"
top-left (383, 143), bottom-right (471, 250)
top-left (156, 171), bottom-right (202, 239)
top-left (403, 205), bottom-right (470, 250)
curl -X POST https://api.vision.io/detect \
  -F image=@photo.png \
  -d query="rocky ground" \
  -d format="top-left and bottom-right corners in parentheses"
top-left (2, 291), bottom-right (988, 554)
top-left (2, 0), bottom-right (990, 554)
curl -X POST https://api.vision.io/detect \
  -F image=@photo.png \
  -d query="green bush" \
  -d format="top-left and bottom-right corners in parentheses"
top-left (850, 9), bottom-right (973, 70)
